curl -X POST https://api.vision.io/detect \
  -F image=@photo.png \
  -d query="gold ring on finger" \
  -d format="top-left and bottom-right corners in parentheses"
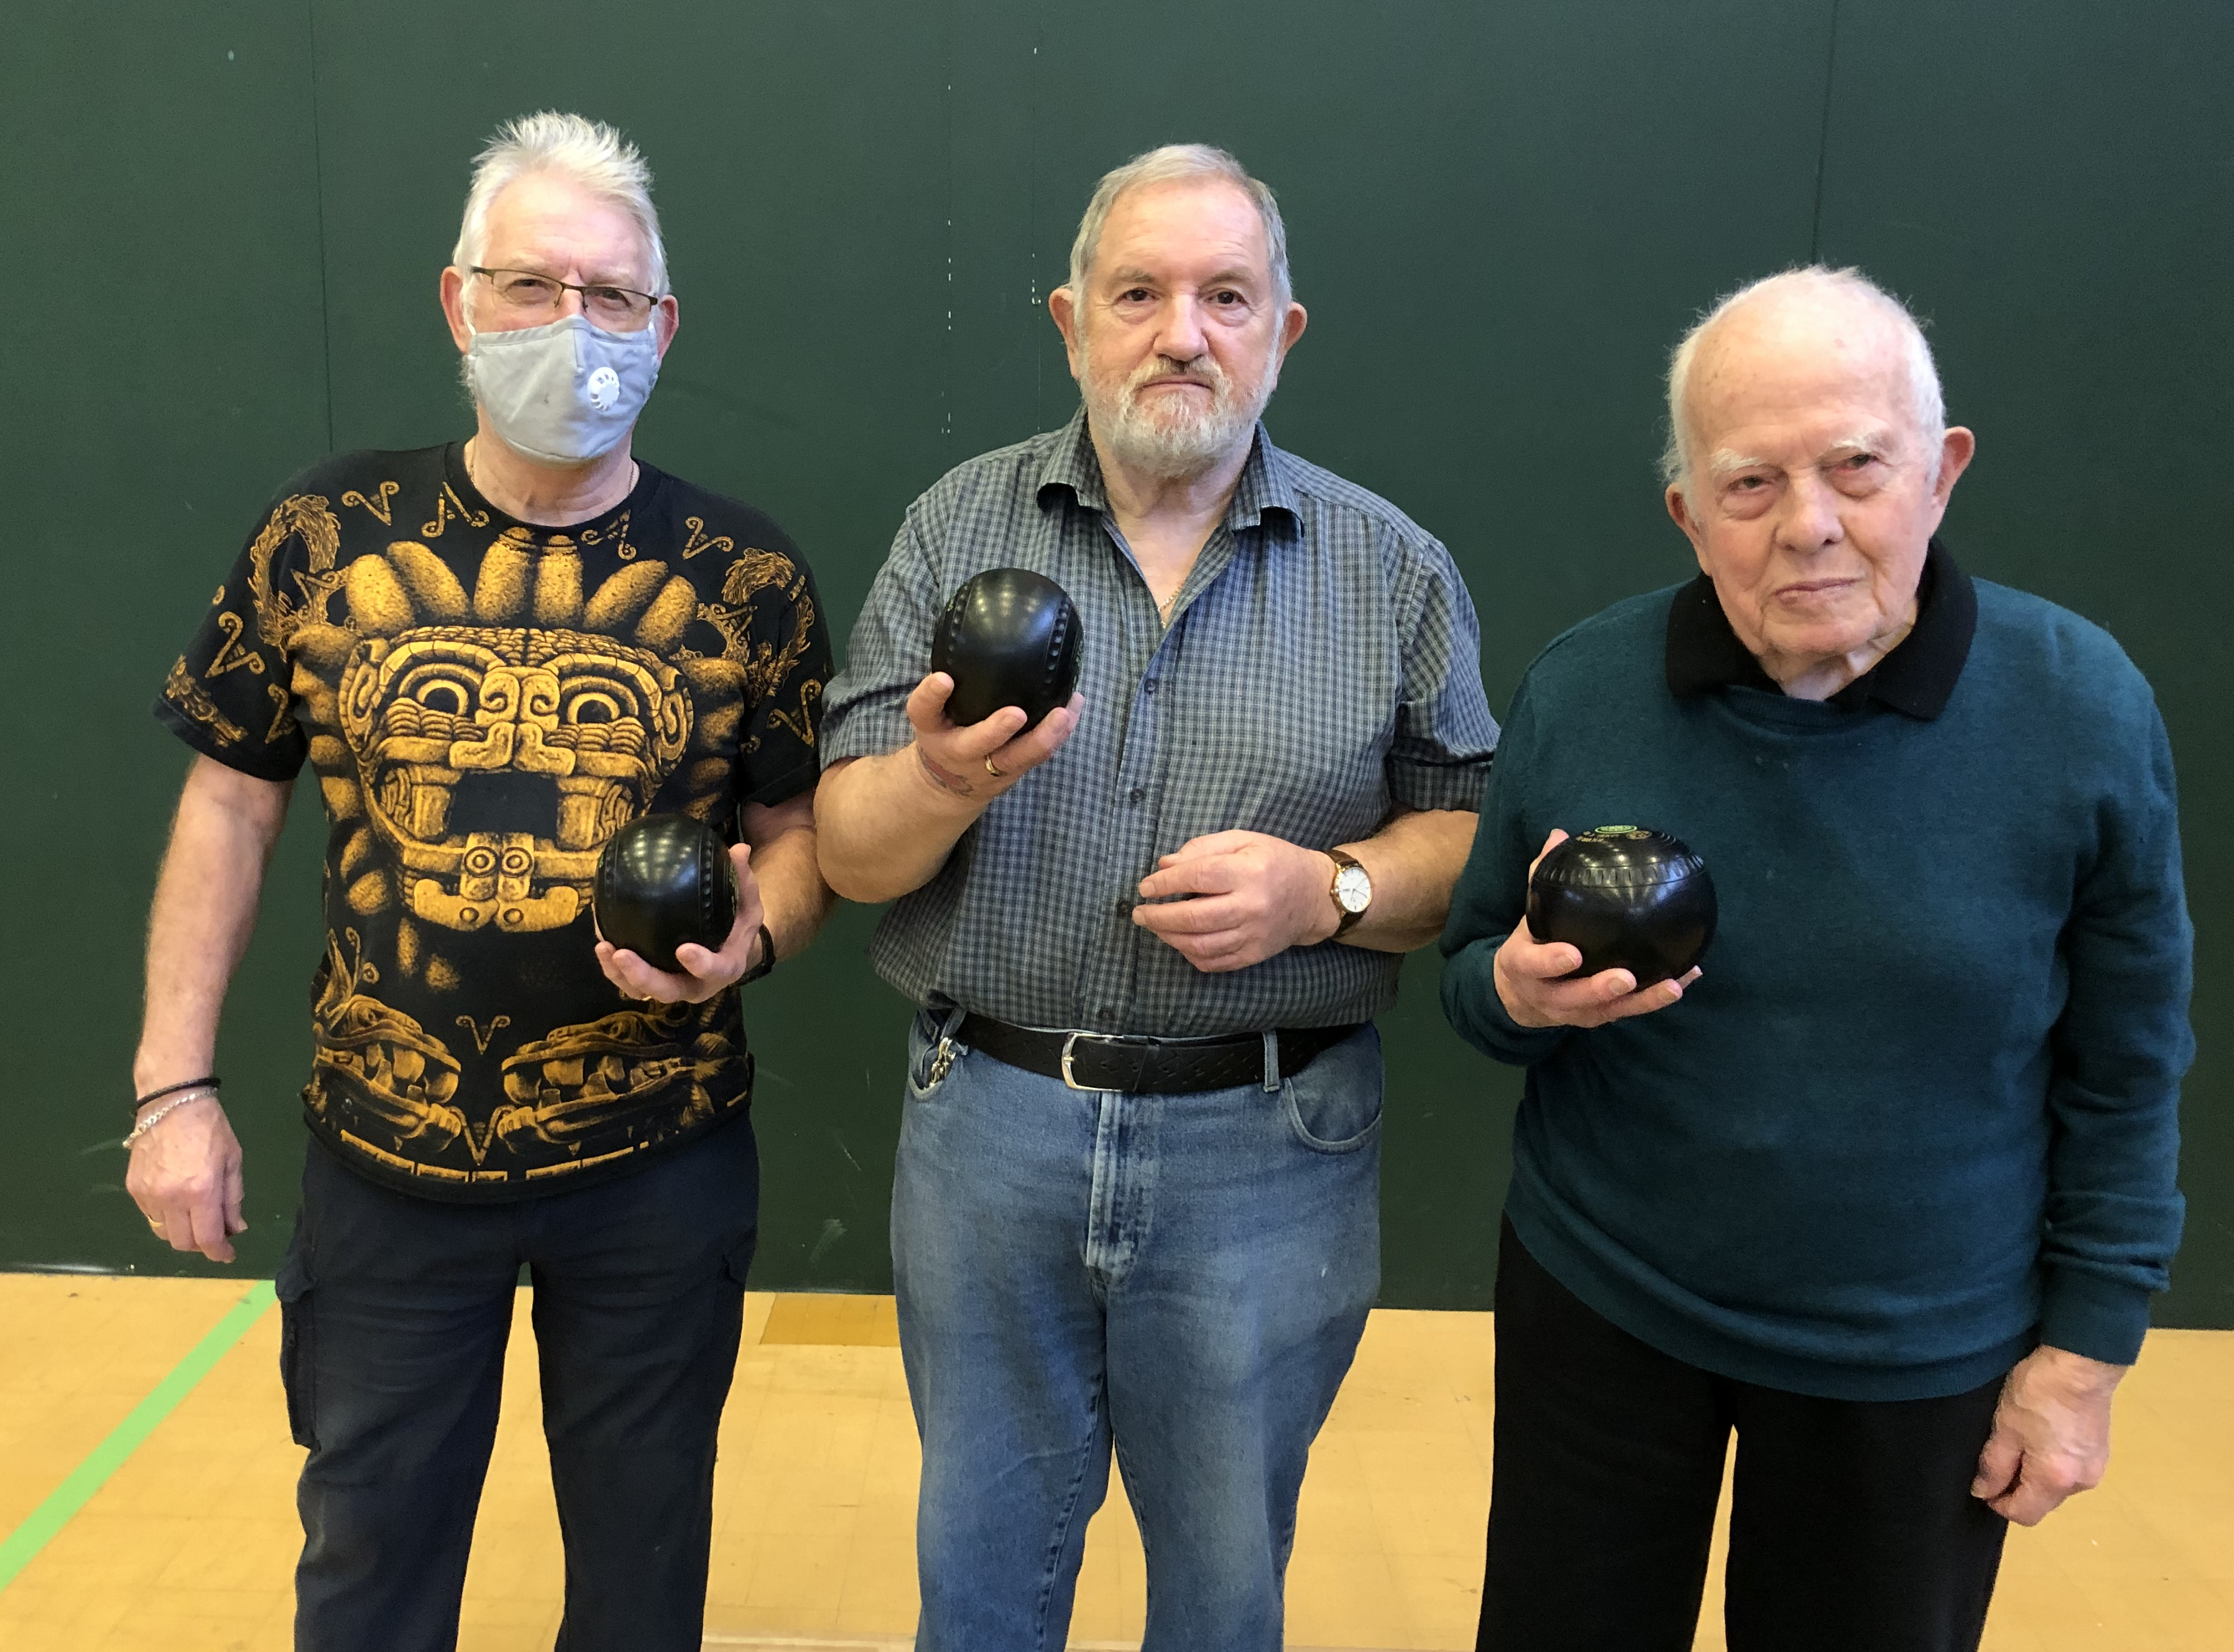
top-left (146, 1216), bottom-right (165, 1234)
top-left (985, 757), bottom-right (1004, 778)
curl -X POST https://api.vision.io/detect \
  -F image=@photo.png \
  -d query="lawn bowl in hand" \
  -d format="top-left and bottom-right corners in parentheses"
top-left (593, 814), bottom-right (736, 974)
top-left (1526, 826), bottom-right (1717, 988)
top-left (930, 568), bottom-right (1083, 729)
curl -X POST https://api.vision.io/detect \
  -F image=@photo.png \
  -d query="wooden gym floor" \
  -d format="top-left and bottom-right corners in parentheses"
top-left (2, 1275), bottom-right (2230, 1650)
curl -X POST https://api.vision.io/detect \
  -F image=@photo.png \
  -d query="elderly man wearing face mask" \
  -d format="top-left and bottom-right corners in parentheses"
top-left (815, 144), bottom-right (1498, 1651)
top-left (1441, 267), bottom-right (2192, 1652)
top-left (127, 112), bottom-right (833, 1650)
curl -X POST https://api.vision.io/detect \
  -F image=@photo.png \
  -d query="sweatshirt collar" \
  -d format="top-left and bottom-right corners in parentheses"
top-left (1665, 537), bottom-right (1977, 719)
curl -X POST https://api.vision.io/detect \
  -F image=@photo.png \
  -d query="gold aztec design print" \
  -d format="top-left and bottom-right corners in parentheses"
top-left (159, 446), bottom-right (829, 1197)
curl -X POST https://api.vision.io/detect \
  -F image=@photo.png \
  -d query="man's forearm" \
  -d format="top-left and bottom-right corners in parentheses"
top-left (815, 749), bottom-right (985, 905)
top-left (737, 792), bottom-right (833, 961)
top-left (1341, 808), bottom-right (1480, 954)
top-left (749, 827), bottom-right (833, 959)
top-left (136, 759), bottom-right (292, 1091)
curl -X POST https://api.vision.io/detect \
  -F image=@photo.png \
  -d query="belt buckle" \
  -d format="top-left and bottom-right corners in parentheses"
top-left (1060, 1031), bottom-right (1153, 1092)
top-left (1059, 1031), bottom-right (1094, 1091)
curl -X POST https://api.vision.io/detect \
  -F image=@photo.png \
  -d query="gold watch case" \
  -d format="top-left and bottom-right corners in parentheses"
top-left (1327, 847), bottom-right (1372, 934)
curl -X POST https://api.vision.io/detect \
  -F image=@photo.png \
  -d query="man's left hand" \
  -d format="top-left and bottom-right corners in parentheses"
top-left (1133, 831), bottom-right (1336, 973)
top-left (1970, 1344), bottom-right (2128, 1526)
top-left (595, 842), bottom-right (769, 1004)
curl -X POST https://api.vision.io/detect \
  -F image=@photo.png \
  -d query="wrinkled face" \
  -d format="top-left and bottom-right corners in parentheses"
top-left (1666, 300), bottom-right (1971, 679)
top-left (442, 170), bottom-right (677, 351)
top-left (1058, 178), bottom-right (1303, 478)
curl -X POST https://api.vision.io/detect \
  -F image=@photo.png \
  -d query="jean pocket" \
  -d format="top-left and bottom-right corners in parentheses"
top-left (274, 1232), bottom-right (318, 1451)
top-left (1281, 1027), bottom-right (1384, 1154)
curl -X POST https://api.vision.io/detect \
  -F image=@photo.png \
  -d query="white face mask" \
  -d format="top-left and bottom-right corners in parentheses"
top-left (464, 313), bottom-right (662, 466)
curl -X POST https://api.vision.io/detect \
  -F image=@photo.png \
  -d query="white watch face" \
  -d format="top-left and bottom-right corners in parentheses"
top-left (1334, 864), bottom-right (1372, 913)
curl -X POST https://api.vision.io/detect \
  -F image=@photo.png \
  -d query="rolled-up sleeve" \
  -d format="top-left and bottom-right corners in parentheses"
top-left (2037, 674), bottom-right (2192, 1365)
top-left (1439, 670), bottom-right (1571, 1066)
top-left (1387, 537), bottom-right (1498, 813)
top-left (820, 509), bottom-right (942, 767)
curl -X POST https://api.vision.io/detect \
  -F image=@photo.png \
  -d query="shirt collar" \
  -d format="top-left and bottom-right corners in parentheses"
top-left (1036, 406), bottom-right (1301, 533)
top-left (1664, 536), bottom-right (1977, 719)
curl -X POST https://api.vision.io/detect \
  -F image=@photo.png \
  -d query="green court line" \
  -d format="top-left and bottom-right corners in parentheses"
top-left (0, 1278), bottom-right (276, 1592)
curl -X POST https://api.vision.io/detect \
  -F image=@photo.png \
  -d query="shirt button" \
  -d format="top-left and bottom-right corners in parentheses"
top-left (1141, 678), bottom-right (1159, 695)
top-left (1100, 1006), bottom-right (1117, 1020)
top-left (1128, 787), bottom-right (1146, 805)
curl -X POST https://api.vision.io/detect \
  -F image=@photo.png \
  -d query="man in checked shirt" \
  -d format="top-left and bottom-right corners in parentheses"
top-left (816, 144), bottom-right (1498, 1652)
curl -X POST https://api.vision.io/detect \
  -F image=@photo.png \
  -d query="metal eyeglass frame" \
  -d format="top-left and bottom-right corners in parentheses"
top-left (469, 266), bottom-right (660, 322)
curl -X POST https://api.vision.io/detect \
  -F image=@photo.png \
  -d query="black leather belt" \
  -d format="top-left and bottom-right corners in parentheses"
top-left (958, 1014), bottom-right (1361, 1094)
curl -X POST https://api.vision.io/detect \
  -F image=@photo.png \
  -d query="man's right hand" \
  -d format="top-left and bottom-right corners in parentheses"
top-left (817, 674), bottom-right (1087, 905)
top-left (905, 671), bottom-right (1083, 806)
top-left (1492, 830), bottom-right (1700, 1029)
top-left (125, 1094), bottom-right (247, 1264)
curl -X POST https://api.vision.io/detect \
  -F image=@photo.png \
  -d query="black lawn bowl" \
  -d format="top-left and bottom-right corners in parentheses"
top-left (593, 813), bottom-right (736, 974)
top-left (1526, 825), bottom-right (1717, 988)
top-left (930, 567), bottom-right (1083, 729)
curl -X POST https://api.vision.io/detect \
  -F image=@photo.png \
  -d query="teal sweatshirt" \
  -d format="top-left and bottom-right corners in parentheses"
top-left (1441, 558), bottom-right (2192, 1400)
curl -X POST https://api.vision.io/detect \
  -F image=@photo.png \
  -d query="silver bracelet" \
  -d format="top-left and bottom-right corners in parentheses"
top-left (122, 1087), bottom-right (216, 1150)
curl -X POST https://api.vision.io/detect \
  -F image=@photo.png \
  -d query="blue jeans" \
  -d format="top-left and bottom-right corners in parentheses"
top-left (892, 1010), bottom-right (1383, 1652)
top-left (277, 1119), bottom-right (759, 1652)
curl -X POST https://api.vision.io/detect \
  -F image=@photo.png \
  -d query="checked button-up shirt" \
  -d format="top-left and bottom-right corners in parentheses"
top-left (821, 410), bottom-right (1499, 1038)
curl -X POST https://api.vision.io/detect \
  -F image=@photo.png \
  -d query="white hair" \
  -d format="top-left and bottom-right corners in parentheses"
top-left (451, 112), bottom-right (668, 304)
top-left (1660, 265), bottom-right (1945, 487)
top-left (1066, 144), bottom-right (1291, 311)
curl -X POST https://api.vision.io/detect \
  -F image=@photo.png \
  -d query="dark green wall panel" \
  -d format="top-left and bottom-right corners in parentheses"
top-left (1813, 0), bottom-right (2234, 1327)
top-left (1, 3), bottom-right (330, 1276)
top-left (4, 2), bottom-right (2225, 1324)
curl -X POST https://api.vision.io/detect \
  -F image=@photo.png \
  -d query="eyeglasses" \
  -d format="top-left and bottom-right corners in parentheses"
top-left (470, 267), bottom-right (660, 328)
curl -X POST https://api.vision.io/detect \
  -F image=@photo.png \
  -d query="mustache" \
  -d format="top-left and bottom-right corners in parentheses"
top-left (1127, 354), bottom-right (1230, 394)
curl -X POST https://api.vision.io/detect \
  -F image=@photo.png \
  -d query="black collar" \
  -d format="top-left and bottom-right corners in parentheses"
top-left (1664, 537), bottom-right (1977, 719)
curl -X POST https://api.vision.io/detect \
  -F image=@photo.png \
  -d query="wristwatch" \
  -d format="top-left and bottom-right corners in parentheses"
top-left (1326, 848), bottom-right (1372, 938)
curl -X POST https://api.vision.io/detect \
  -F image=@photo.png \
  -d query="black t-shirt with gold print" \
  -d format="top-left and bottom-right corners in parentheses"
top-left (155, 443), bottom-right (829, 1199)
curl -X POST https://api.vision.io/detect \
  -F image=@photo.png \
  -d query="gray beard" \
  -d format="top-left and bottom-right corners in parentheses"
top-left (1082, 348), bottom-right (1277, 481)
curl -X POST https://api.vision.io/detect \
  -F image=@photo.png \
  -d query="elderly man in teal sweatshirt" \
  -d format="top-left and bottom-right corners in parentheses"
top-left (1441, 266), bottom-right (2190, 1652)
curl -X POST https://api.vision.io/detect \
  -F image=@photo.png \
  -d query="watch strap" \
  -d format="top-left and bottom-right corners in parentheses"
top-left (1326, 847), bottom-right (1369, 938)
top-left (740, 923), bottom-right (777, 985)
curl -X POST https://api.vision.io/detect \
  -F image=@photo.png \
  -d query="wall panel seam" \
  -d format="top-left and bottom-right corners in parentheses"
top-left (305, 0), bottom-right (338, 458)
top-left (1809, 0), bottom-right (1844, 262)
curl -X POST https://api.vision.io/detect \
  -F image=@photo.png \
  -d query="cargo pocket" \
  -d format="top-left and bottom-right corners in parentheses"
top-left (274, 1229), bottom-right (318, 1451)
top-left (724, 1235), bottom-right (759, 1291)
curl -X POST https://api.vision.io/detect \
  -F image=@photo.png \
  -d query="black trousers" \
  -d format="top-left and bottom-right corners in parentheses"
top-left (277, 1119), bottom-right (759, 1652)
top-left (1480, 1220), bottom-right (2009, 1652)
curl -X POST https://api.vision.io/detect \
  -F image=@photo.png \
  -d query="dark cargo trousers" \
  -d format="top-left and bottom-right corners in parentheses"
top-left (276, 1118), bottom-right (759, 1652)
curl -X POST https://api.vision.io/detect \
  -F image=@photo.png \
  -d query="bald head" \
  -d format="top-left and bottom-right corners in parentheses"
top-left (1663, 267), bottom-right (1945, 489)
